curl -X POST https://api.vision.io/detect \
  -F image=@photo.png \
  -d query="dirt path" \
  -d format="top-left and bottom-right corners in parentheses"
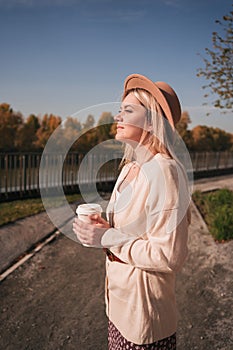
top-left (177, 202), bottom-right (233, 349)
top-left (0, 175), bottom-right (233, 350)
top-left (0, 235), bottom-right (108, 350)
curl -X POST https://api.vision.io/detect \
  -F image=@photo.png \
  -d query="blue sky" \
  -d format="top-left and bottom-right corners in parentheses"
top-left (0, 0), bottom-right (232, 132)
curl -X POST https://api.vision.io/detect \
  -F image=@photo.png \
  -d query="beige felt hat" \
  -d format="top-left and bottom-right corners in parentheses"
top-left (123, 73), bottom-right (181, 128)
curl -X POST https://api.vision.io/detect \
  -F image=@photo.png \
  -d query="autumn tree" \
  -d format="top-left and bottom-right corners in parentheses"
top-left (97, 112), bottom-right (114, 142)
top-left (197, 6), bottom-right (233, 112)
top-left (211, 127), bottom-right (233, 151)
top-left (82, 114), bottom-right (95, 130)
top-left (58, 116), bottom-right (82, 151)
top-left (109, 122), bottom-right (117, 138)
top-left (176, 111), bottom-right (194, 150)
top-left (63, 116), bottom-right (82, 132)
top-left (35, 114), bottom-right (62, 150)
top-left (0, 103), bottom-right (23, 151)
top-left (230, 133), bottom-right (233, 150)
top-left (71, 114), bottom-right (97, 152)
top-left (192, 125), bottom-right (232, 151)
top-left (16, 114), bottom-right (40, 151)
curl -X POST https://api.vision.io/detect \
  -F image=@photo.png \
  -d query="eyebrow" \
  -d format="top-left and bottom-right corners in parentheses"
top-left (120, 104), bottom-right (135, 110)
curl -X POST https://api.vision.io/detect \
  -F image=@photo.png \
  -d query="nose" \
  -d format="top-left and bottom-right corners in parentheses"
top-left (114, 112), bottom-right (123, 122)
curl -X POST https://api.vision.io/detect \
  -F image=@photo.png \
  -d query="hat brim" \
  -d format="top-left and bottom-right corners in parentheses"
top-left (123, 74), bottom-right (181, 128)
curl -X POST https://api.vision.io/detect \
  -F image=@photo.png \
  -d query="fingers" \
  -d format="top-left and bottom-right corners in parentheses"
top-left (72, 216), bottom-right (109, 247)
top-left (72, 218), bottom-right (98, 246)
top-left (72, 218), bottom-right (89, 244)
top-left (89, 214), bottom-right (110, 228)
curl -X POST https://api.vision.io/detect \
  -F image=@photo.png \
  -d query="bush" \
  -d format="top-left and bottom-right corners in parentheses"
top-left (192, 188), bottom-right (233, 242)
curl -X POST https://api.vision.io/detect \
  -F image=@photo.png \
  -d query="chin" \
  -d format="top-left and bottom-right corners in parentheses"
top-left (115, 133), bottom-right (124, 141)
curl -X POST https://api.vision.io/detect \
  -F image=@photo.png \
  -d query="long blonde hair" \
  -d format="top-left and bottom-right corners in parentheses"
top-left (120, 88), bottom-right (192, 223)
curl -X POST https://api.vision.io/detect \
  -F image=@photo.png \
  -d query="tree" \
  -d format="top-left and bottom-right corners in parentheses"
top-left (97, 112), bottom-right (114, 142)
top-left (0, 103), bottom-right (23, 151)
top-left (64, 116), bottom-right (82, 132)
top-left (192, 125), bottom-right (232, 151)
top-left (176, 111), bottom-right (194, 150)
top-left (27, 114), bottom-right (40, 131)
top-left (16, 114), bottom-right (40, 151)
top-left (35, 114), bottom-right (62, 150)
top-left (58, 117), bottom-right (82, 151)
top-left (82, 114), bottom-right (95, 130)
top-left (197, 6), bottom-right (233, 112)
top-left (109, 122), bottom-right (117, 138)
top-left (211, 127), bottom-right (233, 151)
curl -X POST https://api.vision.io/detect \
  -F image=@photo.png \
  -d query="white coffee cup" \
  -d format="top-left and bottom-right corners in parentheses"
top-left (76, 203), bottom-right (103, 246)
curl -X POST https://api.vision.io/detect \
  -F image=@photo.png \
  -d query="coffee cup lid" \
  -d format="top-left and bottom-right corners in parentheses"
top-left (76, 203), bottom-right (102, 215)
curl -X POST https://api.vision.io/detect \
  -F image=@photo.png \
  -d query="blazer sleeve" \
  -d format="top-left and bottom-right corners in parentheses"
top-left (103, 208), bottom-right (189, 273)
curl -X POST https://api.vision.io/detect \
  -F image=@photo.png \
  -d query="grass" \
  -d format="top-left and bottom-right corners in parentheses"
top-left (192, 188), bottom-right (233, 242)
top-left (0, 193), bottom-right (82, 227)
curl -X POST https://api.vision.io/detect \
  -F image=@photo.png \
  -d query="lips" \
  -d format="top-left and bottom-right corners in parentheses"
top-left (117, 124), bottom-right (124, 129)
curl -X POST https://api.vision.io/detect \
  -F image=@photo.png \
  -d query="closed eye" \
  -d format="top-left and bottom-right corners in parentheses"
top-left (118, 109), bottom-right (133, 114)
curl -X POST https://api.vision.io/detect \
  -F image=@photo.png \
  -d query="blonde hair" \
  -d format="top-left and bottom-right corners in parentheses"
top-left (120, 88), bottom-right (192, 222)
top-left (120, 88), bottom-right (176, 166)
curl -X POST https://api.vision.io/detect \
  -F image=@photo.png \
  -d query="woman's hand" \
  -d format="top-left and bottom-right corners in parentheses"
top-left (72, 214), bottom-right (110, 248)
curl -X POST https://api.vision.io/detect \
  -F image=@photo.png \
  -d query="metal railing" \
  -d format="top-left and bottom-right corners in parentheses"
top-left (0, 151), bottom-right (233, 201)
top-left (0, 152), bottom-right (122, 201)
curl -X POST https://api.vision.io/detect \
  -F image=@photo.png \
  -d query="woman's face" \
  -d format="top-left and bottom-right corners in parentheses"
top-left (114, 93), bottom-right (148, 144)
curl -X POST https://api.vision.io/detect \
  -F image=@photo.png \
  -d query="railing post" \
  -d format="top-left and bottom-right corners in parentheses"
top-left (28, 154), bottom-right (31, 192)
top-left (23, 155), bottom-right (27, 193)
top-left (194, 152), bottom-right (199, 172)
top-left (4, 154), bottom-right (8, 199)
top-left (216, 152), bottom-right (220, 169)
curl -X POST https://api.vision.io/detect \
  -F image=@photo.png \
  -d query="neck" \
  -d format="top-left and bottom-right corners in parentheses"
top-left (133, 143), bottom-right (156, 165)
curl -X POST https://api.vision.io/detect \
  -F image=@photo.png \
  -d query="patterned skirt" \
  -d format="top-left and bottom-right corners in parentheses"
top-left (108, 320), bottom-right (176, 350)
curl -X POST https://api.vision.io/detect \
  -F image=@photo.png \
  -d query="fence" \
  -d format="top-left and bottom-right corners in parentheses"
top-left (0, 151), bottom-right (233, 201)
top-left (0, 152), bottom-right (122, 201)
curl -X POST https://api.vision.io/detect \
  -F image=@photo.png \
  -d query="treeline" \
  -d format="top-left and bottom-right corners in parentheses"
top-left (176, 111), bottom-right (233, 151)
top-left (0, 103), bottom-right (232, 153)
top-left (0, 103), bottom-right (115, 153)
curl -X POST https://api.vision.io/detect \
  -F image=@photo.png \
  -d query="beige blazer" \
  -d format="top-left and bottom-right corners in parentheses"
top-left (101, 153), bottom-right (191, 344)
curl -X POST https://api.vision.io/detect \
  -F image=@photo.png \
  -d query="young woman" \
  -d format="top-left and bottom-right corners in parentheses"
top-left (73, 73), bottom-right (191, 350)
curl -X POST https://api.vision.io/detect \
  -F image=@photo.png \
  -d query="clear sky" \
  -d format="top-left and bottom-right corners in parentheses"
top-left (0, 0), bottom-right (232, 132)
